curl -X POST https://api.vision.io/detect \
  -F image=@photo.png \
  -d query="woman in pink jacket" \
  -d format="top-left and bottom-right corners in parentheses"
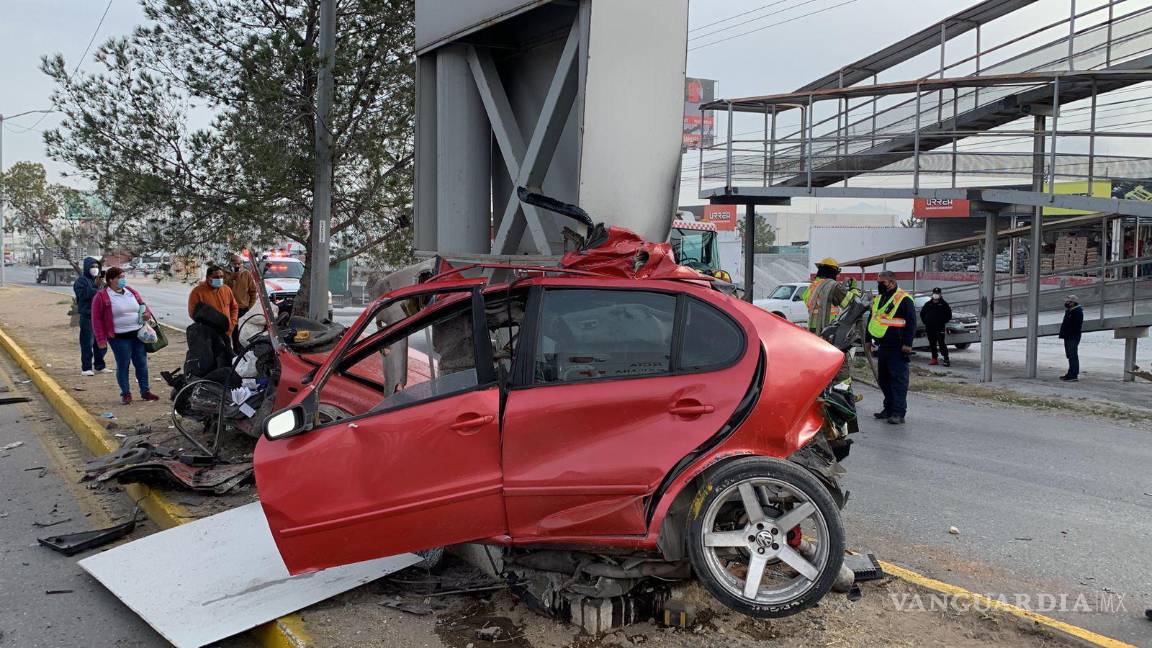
top-left (92, 267), bottom-right (160, 404)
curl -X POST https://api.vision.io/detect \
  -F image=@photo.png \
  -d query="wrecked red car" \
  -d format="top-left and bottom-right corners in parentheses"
top-left (251, 210), bottom-right (857, 619)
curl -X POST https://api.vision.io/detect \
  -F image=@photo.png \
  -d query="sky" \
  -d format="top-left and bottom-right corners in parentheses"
top-left (1, 0), bottom-right (1146, 214)
top-left (1, 0), bottom-right (144, 185)
top-left (0, 0), bottom-right (984, 185)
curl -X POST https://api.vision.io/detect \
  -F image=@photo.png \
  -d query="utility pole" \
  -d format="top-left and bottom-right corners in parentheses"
top-left (1026, 110), bottom-right (1050, 378)
top-left (307, 0), bottom-right (337, 321)
top-left (1, 114), bottom-right (6, 289)
top-left (0, 109), bottom-right (54, 288)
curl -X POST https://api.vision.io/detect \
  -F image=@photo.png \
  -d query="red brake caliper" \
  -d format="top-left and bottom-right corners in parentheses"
top-left (786, 526), bottom-right (802, 548)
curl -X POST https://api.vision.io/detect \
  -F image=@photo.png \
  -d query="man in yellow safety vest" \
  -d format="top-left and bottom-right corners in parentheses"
top-left (866, 270), bottom-right (916, 425)
top-left (802, 257), bottom-right (858, 334)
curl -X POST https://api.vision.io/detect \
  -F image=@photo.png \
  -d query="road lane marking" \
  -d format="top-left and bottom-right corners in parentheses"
top-left (879, 559), bottom-right (1136, 648)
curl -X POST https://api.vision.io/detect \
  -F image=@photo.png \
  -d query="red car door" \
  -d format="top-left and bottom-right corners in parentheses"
top-left (255, 284), bottom-right (507, 573)
top-left (501, 282), bottom-right (758, 541)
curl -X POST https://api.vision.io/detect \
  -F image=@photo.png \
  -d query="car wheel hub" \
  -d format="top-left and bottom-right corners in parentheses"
top-left (700, 478), bottom-right (830, 603)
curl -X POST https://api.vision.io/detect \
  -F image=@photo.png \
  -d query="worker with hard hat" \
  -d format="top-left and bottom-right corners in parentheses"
top-left (802, 257), bottom-right (859, 335)
top-left (803, 257), bottom-right (861, 415)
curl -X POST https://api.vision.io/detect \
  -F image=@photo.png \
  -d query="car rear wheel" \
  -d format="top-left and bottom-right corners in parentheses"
top-left (953, 343), bottom-right (970, 350)
top-left (687, 457), bottom-right (844, 618)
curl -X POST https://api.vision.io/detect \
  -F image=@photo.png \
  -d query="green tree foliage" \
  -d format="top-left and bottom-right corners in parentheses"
top-left (42, 0), bottom-right (415, 277)
top-left (736, 214), bottom-right (777, 253)
top-left (2, 161), bottom-right (121, 271)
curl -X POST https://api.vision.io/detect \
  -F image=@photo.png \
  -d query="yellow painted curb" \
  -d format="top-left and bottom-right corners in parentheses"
top-left (0, 324), bottom-right (312, 648)
top-left (878, 560), bottom-right (1135, 648)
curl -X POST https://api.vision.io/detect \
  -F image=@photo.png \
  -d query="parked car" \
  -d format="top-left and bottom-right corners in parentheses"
top-left (753, 282), bottom-right (810, 324)
top-left (912, 295), bottom-right (976, 350)
top-left (251, 224), bottom-right (855, 619)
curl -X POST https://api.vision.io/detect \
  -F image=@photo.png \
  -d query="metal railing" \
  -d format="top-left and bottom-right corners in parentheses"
top-left (695, 2), bottom-right (1152, 195)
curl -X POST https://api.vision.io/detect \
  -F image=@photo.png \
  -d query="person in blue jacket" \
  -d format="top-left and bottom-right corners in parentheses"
top-left (74, 256), bottom-right (107, 376)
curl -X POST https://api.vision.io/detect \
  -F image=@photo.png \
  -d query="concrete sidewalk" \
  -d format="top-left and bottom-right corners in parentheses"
top-left (910, 331), bottom-right (1152, 415)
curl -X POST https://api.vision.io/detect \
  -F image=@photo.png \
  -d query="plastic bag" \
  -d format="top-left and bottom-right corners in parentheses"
top-left (136, 322), bottom-right (159, 344)
top-left (234, 350), bottom-right (259, 378)
top-left (145, 320), bottom-right (168, 353)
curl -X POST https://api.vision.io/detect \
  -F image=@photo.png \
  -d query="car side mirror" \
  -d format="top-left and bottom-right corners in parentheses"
top-left (265, 406), bottom-right (307, 440)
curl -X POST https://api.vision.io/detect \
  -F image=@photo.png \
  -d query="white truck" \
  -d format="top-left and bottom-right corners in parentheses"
top-left (753, 282), bottom-right (810, 324)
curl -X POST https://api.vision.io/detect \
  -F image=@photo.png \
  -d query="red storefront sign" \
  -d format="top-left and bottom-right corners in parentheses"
top-left (702, 205), bottom-right (737, 231)
top-left (912, 198), bottom-right (970, 218)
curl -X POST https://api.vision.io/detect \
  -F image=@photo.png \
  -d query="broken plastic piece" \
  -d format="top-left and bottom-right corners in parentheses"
top-left (843, 553), bottom-right (884, 581)
top-left (39, 518), bottom-right (138, 556)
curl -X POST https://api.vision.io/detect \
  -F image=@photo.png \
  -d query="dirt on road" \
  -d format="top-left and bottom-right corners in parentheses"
top-left (303, 557), bottom-right (1078, 648)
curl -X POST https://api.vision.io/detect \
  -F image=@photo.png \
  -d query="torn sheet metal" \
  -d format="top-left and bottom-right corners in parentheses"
top-left (85, 436), bottom-right (253, 494)
top-left (79, 502), bottom-right (421, 648)
top-left (93, 459), bottom-right (254, 495)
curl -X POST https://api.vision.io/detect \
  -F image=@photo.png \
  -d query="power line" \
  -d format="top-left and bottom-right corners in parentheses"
top-left (689, 0), bottom-right (821, 42)
top-left (23, 0), bottom-right (114, 132)
top-left (690, 0), bottom-right (800, 33)
top-left (2, 122), bottom-right (46, 135)
top-left (689, 0), bottom-right (861, 52)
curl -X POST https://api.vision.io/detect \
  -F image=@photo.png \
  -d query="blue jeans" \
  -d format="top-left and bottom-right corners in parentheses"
top-left (79, 317), bottom-right (107, 372)
top-left (877, 347), bottom-right (910, 417)
top-left (1064, 338), bottom-right (1080, 379)
top-left (108, 336), bottom-right (150, 397)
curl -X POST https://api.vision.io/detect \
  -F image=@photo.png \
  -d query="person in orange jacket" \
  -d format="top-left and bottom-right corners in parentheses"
top-left (188, 265), bottom-right (239, 335)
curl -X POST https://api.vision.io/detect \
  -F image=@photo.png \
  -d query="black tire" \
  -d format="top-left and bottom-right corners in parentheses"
top-left (953, 343), bottom-right (970, 350)
top-left (687, 457), bottom-right (844, 619)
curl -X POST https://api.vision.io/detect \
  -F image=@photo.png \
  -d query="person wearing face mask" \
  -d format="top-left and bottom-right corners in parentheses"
top-left (223, 253), bottom-right (259, 353)
top-left (866, 270), bottom-right (916, 424)
top-left (74, 256), bottom-right (107, 376)
top-left (1058, 295), bottom-right (1084, 381)
top-left (91, 267), bottom-right (160, 404)
top-left (188, 265), bottom-right (240, 337)
top-left (919, 287), bottom-right (952, 367)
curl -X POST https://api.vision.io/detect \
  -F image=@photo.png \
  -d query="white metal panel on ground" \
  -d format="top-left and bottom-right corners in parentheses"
top-left (79, 502), bottom-right (421, 648)
top-left (578, 0), bottom-right (690, 244)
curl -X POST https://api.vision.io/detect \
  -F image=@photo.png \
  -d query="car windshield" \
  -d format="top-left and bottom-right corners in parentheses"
top-left (263, 261), bottom-right (304, 279)
top-left (769, 285), bottom-right (795, 299)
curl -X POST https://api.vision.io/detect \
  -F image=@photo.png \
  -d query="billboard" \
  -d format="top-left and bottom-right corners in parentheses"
top-left (702, 204), bottom-right (737, 231)
top-left (912, 197), bottom-right (970, 218)
top-left (683, 77), bottom-right (716, 150)
top-left (1042, 180), bottom-right (1112, 216)
top-left (1112, 179), bottom-right (1152, 203)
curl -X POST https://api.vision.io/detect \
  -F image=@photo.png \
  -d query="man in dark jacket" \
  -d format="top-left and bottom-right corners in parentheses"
top-left (1058, 294), bottom-right (1084, 382)
top-left (919, 287), bottom-right (953, 367)
top-left (866, 271), bottom-right (917, 424)
top-left (73, 256), bottom-right (107, 376)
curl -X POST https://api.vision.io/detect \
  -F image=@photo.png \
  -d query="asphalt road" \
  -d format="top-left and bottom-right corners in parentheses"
top-left (844, 386), bottom-right (1152, 645)
top-left (0, 354), bottom-right (166, 647)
